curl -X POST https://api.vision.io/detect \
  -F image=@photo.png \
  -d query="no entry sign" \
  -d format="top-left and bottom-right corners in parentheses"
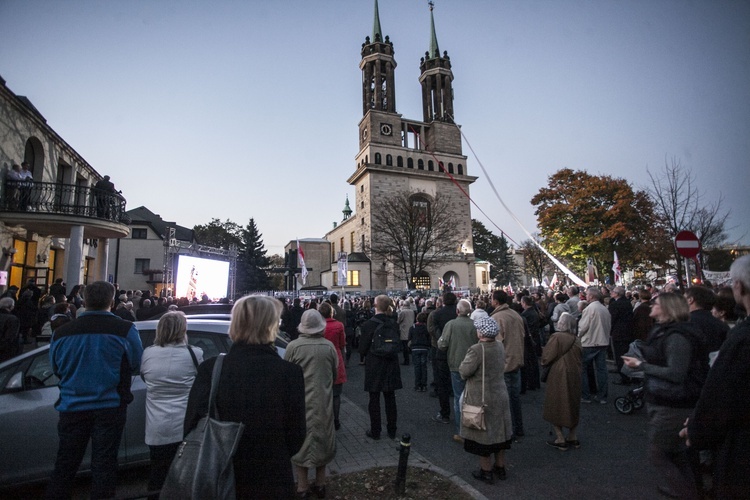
top-left (675, 230), bottom-right (701, 258)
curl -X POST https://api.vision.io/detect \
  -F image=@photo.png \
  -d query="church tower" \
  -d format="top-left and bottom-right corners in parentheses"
top-left (326, 1), bottom-right (478, 292)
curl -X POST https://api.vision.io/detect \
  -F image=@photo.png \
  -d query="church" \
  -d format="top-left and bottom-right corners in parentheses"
top-left (313, 1), bottom-right (490, 294)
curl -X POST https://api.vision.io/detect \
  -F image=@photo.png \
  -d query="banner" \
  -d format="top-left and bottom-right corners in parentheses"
top-left (337, 252), bottom-right (348, 286)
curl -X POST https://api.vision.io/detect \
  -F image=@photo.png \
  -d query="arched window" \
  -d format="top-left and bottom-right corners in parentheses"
top-left (428, 160), bottom-right (433, 171)
top-left (386, 154), bottom-right (392, 166)
top-left (457, 164), bottom-right (464, 175)
top-left (412, 271), bottom-right (431, 290)
top-left (418, 159), bottom-right (424, 170)
top-left (436, 162), bottom-right (442, 172)
top-left (410, 194), bottom-right (431, 230)
top-left (374, 153), bottom-right (382, 165)
top-left (397, 156), bottom-right (403, 167)
top-left (448, 163), bottom-right (454, 174)
top-left (407, 158), bottom-right (414, 169)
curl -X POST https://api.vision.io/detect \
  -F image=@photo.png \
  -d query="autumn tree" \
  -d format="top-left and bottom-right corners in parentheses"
top-left (647, 158), bottom-right (731, 281)
top-left (472, 219), bottom-right (520, 285)
top-left (520, 236), bottom-right (553, 285)
top-left (370, 190), bottom-right (462, 289)
top-left (531, 168), bottom-right (668, 281)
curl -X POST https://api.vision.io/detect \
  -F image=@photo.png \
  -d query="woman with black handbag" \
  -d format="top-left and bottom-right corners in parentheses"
top-left (540, 312), bottom-right (582, 451)
top-left (623, 292), bottom-right (706, 499)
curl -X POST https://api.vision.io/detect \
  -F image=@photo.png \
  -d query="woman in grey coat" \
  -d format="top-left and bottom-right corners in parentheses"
top-left (285, 309), bottom-right (339, 498)
top-left (459, 316), bottom-right (513, 485)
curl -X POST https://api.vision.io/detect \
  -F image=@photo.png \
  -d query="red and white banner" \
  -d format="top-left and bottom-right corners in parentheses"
top-left (612, 251), bottom-right (622, 285)
top-left (297, 240), bottom-right (308, 285)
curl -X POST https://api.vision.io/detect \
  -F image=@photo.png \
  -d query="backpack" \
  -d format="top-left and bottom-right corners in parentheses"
top-left (369, 317), bottom-right (401, 357)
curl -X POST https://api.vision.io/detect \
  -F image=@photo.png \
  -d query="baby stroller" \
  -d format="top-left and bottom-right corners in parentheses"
top-left (614, 340), bottom-right (645, 415)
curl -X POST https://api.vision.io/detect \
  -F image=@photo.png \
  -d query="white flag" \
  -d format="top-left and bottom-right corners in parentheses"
top-left (612, 251), bottom-right (622, 285)
top-left (550, 273), bottom-right (559, 289)
top-left (297, 240), bottom-right (308, 285)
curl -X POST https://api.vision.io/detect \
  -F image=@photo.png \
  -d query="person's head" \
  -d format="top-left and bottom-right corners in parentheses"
top-left (585, 287), bottom-right (602, 303)
top-left (578, 300), bottom-right (588, 312)
top-left (21, 161), bottom-right (30, 171)
top-left (229, 295), bottom-right (282, 345)
top-left (650, 293), bottom-right (689, 323)
top-left (712, 294), bottom-right (738, 323)
top-left (374, 294), bottom-right (391, 314)
top-left (555, 292), bottom-right (568, 304)
top-left (520, 296), bottom-right (534, 309)
top-left (11, 163), bottom-right (20, 172)
top-left (556, 312), bottom-right (576, 333)
top-left (492, 289), bottom-right (508, 306)
top-left (83, 281), bottom-right (115, 311)
top-left (611, 286), bottom-right (625, 299)
top-left (142, 298), bottom-right (152, 308)
top-left (639, 289), bottom-right (652, 302)
top-left (318, 301), bottom-right (334, 318)
top-left (567, 286), bottom-right (579, 298)
top-left (443, 292), bottom-right (457, 307)
top-left (118, 294), bottom-right (128, 304)
top-left (730, 255), bottom-right (750, 308)
top-left (475, 299), bottom-right (486, 311)
top-left (297, 309), bottom-right (326, 335)
top-left (474, 317), bottom-right (499, 340)
top-left (329, 293), bottom-right (339, 304)
top-left (425, 299), bottom-right (434, 309)
top-left (684, 286), bottom-right (716, 311)
top-left (0, 297), bottom-right (14, 311)
top-left (416, 311), bottom-right (429, 323)
top-left (457, 299), bottom-right (472, 317)
top-left (155, 311), bottom-right (188, 346)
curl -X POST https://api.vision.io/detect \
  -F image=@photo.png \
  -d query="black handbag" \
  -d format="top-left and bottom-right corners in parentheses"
top-left (160, 354), bottom-right (245, 500)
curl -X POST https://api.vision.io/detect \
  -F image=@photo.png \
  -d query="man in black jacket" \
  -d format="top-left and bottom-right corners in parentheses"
top-left (685, 285), bottom-right (729, 360)
top-left (0, 297), bottom-right (20, 361)
top-left (428, 292), bottom-right (458, 431)
top-left (609, 286), bottom-right (635, 384)
top-left (358, 295), bottom-right (403, 440)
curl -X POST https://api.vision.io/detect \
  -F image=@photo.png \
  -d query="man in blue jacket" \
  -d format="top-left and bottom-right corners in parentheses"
top-left (46, 281), bottom-right (143, 500)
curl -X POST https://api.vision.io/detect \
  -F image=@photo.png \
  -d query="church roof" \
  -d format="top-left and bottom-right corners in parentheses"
top-left (427, 3), bottom-right (440, 59)
top-left (372, 0), bottom-right (383, 42)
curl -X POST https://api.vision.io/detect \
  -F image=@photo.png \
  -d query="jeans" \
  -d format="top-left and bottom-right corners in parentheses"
top-left (504, 369), bottom-right (524, 437)
top-left (435, 358), bottom-right (451, 418)
top-left (581, 346), bottom-right (609, 400)
top-left (46, 406), bottom-right (127, 500)
top-left (450, 371), bottom-right (466, 435)
top-left (368, 391), bottom-right (397, 438)
top-left (412, 349), bottom-right (428, 387)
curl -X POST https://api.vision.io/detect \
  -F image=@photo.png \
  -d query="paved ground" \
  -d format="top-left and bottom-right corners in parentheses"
top-left (6, 354), bottom-right (659, 499)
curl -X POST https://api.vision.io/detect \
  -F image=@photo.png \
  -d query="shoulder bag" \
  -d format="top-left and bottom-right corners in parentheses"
top-left (160, 354), bottom-right (245, 500)
top-left (461, 343), bottom-right (486, 431)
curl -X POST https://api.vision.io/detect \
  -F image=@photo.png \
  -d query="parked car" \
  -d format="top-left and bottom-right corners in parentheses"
top-left (0, 318), bottom-right (287, 487)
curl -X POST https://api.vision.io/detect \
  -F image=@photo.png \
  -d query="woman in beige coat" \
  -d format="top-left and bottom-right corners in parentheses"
top-left (459, 317), bottom-right (513, 485)
top-left (285, 309), bottom-right (339, 498)
top-left (541, 312), bottom-right (582, 450)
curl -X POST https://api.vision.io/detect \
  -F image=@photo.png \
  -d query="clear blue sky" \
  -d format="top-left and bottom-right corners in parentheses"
top-left (2, 0), bottom-right (748, 256)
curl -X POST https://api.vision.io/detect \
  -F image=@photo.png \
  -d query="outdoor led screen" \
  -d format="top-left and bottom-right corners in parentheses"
top-left (174, 255), bottom-right (230, 301)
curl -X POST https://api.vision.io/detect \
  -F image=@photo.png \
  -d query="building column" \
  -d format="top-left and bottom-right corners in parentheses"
top-left (96, 238), bottom-right (110, 282)
top-left (65, 225), bottom-right (85, 287)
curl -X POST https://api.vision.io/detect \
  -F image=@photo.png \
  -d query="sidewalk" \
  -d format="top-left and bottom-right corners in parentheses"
top-left (329, 394), bottom-right (487, 499)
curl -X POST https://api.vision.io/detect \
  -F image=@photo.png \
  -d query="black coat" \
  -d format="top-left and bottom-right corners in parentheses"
top-left (184, 344), bottom-right (306, 499)
top-left (689, 309), bottom-right (729, 355)
top-left (608, 296), bottom-right (634, 341)
top-left (0, 311), bottom-right (20, 362)
top-left (358, 313), bottom-right (403, 392)
top-left (688, 319), bottom-right (750, 500)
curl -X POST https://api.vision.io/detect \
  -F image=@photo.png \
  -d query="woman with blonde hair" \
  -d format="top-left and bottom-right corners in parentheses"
top-left (184, 295), bottom-right (306, 498)
top-left (140, 311), bottom-right (203, 499)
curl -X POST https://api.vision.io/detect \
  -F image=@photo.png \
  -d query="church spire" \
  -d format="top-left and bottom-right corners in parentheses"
top-left (372, 0), bottom-right (383, 43)
top-left (427, 1), bottom-right (440, 59)
top-left (342, 195), bottom-right (352, 220)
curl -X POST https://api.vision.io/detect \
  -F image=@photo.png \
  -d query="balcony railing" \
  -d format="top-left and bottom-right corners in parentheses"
top-left (1, 180), bottom-right (130, 224)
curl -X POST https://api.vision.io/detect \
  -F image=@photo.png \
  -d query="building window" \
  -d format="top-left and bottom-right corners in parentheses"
top-left (407, 158), bottom-right (414, 168)
top-left (448, 163), bottom-right (455, 174)
top-left (350, 232), bottom-right (355, 253)
top-left (131, 228), bottom-right (147, 239)
top-left (428, 160), bottom-right (433, 171)
top-left (135, 258), bottom-right (150, 274)
top-left (361, 185), bottom-right (364, 192)
top-left (457, 164), bottom-right (463, 175)
top-left (386, 154), bottom-right (392, 166)
top-left (331, 242), bottom-right (336, 263)
top-left (436, 162), bottom-right (442, 172)
top-left (418, 159), bottom-right (424, 170)
top-left (361, 201), bottom-right (364, 209)
top-left (340, 237), bottom-right (345, 254)
top-left (335, 270), bottom-right (361, 287)
top-left (397, 156), bottom-right (403, 167)
top-left (374, 153), bottom-right (382, 164)
top-left (361, 218), bottom-right (364, 225)
top-left (481, 270), bottom-right (488, 285)
top-left (411, 194), bottom-right (431, 229)
top-left (411, 272), bottom-right (430, 289)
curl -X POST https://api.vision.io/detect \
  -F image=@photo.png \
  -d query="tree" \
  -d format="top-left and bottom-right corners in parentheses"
top-left (647, 158), bottom-right (731, 281)
top-left (193, 218), bottom-right (242, 249)
top-left (370, 190), bottom-right (462, 289)
top-left (267, 254), bottom-right (286, 290)
top-left (238, 218), bottom-right (270, 292)
top-left (520, 236), bottom-right (553, 286)
top-left (472, 219), bottom-right (520, 285)
top-left (531, 168), bottom-right (668, 281)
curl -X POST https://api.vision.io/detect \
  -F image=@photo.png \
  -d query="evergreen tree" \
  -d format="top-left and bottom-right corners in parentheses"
top-left (472, 220), bottom-right (520, 286)
top-left (238, 218), bottom-right (270, 291)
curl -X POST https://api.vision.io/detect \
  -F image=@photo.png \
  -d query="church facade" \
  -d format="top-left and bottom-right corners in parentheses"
top-left (321, 3), bottom-right (489, 293)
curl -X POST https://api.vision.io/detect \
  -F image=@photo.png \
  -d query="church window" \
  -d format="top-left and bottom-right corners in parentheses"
top-left (458, 164), bottom-right (464, 175)
top-left (410, 194), bottom-right (431, 230)
top-left (331, 242), bottom-right (336, 263)
top-left (361, 201), bottom-right (364, 209)
top-left (350, 232), bottom-right (355, 252)
top-left (407, 158), bottom-right (414, 169)
top-left (418, 159), bottom-right (424, 170)
top-left (411, 271), bottom-right (430, 290)
top-left (428, 160), bottom-right (434, 171)
top-left (386, 154), bottom-right (392, 166)
top-left (361, 218), bottom-right (364, 225)
top-left (375, 153), bottom-right (381, 164)
top-left (397, 156), bottom-right (403, 167)
top-left (435, 162), bottom-right (441, 172)
top-left (361, 185), bottom-right (364, 192)
top-left (448, 163), bottom-right (454, 174)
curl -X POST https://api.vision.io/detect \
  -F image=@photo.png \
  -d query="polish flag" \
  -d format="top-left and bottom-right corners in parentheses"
top-left (297, 240), bottom-right (308, 285)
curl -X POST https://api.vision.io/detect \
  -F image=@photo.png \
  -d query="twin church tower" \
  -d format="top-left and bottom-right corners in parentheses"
top-left (320, 1), bottom-right (484, 292)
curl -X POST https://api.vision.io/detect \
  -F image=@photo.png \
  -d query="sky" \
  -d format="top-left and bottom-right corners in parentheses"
top-left (1, 0), bottom-right (748, 256)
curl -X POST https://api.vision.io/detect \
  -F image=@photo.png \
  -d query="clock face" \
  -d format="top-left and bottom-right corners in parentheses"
top-left (380, 123), bottom-right (392, 136)
top-left (362, 127), bottom-right (368, 140)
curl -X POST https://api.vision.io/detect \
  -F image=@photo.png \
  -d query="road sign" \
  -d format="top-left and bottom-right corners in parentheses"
top-left (675, 230), bottom-right (701, 258)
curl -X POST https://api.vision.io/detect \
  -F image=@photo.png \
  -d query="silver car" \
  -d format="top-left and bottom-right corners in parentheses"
top-left (0, 318), bottom-right (287, 487)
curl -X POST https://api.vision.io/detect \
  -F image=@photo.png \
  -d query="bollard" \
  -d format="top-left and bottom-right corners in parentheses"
top-left (394, 433), bottom-right (412, 494)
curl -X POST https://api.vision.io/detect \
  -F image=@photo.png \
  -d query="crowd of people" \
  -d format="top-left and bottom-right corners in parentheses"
top-left (2, 255), bottom-right (747, 498)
